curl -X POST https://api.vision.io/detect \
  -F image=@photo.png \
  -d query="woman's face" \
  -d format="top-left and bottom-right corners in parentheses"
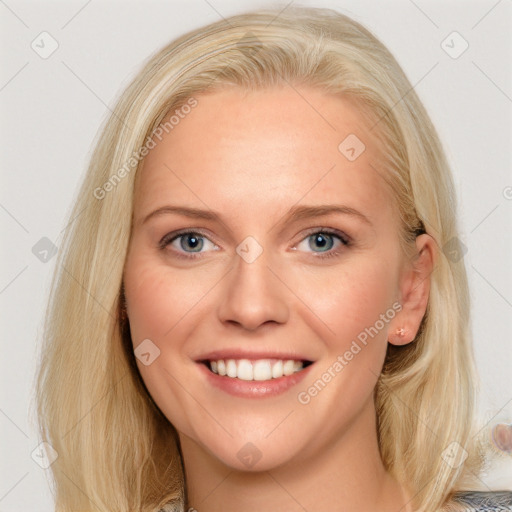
top-left (123, 85), bottom-right (432, 471)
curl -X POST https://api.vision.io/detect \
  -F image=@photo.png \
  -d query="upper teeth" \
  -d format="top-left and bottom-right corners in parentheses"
top-left (209, 359), bottom-right (304, 381)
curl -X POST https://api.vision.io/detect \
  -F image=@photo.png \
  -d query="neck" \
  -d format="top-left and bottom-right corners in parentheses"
top-left (179, 398), bottom-right (411, 512)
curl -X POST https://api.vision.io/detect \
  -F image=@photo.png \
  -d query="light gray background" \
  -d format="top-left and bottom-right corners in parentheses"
top-left (1, 0), bottom-right (511, 509)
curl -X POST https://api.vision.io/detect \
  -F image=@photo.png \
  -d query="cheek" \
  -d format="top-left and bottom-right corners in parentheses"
top-left (291, 259), bottom-right (400, 437)
top-left (123, 250), bottom-right (215, 344)
top-left (295, 255), bottom-right (399, 353)
top-left (124, 263), bottom-right (174, 343)
top-left (123, 251), bottom-right (207, 434)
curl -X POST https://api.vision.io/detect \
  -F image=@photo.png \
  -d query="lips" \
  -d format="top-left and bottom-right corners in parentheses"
top-left (195, 351), bottom-right (314, 397)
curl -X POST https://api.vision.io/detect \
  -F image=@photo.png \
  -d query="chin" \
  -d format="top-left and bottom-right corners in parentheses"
top-left (181, 425), bottom-right (311, 473)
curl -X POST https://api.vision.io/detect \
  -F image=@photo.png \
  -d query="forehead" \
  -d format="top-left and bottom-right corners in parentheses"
top-left (134, 85), bottom-right (396, 228)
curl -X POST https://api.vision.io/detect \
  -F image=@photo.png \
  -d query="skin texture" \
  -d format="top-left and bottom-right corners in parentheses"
top-left (123, 85), bottom-right (436, 511)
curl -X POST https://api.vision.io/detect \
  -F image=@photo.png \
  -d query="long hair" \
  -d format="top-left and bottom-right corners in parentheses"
top-left (34, 6), bottom-right (485, 511)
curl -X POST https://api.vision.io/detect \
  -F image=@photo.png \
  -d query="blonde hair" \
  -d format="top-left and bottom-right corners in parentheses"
top-left (35, 6), bottom-right (486, 511)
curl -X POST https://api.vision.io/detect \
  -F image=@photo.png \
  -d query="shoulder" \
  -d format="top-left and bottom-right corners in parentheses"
top-left (451, 491), bottom-right (512, 511)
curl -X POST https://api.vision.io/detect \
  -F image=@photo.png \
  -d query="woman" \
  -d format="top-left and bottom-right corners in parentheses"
top-left (35, 6), bottom-right (511, 511)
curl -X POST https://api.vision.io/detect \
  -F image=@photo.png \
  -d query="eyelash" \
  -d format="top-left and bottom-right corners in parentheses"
top-left (159, 228), bottom-right (351, 261)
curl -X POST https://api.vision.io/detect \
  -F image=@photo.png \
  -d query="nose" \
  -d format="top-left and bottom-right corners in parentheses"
top-left (217, 248), bottom-right (289, 331)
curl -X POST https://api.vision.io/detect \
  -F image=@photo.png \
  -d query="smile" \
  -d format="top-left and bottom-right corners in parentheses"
top-left (205, 358), bottom-right (312, 381)
top-left (198, 359), bottom-right (314, 398)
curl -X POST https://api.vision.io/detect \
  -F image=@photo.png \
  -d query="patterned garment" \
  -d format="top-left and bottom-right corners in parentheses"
top-left (451, 491), bottom-right (512, 511)
top-left (158, 490), bottom-right (512, 511)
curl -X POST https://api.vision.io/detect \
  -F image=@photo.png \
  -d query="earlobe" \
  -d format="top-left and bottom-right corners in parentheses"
top-left (388, 326), bottom-right (411, 346)
top-left (388, 234), bottom-right (437, 346)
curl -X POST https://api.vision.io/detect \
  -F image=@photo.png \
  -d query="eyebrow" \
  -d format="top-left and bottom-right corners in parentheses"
top-left (142, 204), bottom-right (373, 227)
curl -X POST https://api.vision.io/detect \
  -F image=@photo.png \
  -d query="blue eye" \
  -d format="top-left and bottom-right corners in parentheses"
top-left (308, 233), bottom-right (335, 252)
top-left (160, 231), bottom-right (218, 258)
top-left (159, 228), bottom-right (350, 261)
top-left (296, 230), bottom-right (349, 258)
top-left (178, 233), bottom-right (204, 252)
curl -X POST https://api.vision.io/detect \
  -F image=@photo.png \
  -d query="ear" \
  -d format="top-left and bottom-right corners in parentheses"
top-left (388, 234), bottom-right (437, 346)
